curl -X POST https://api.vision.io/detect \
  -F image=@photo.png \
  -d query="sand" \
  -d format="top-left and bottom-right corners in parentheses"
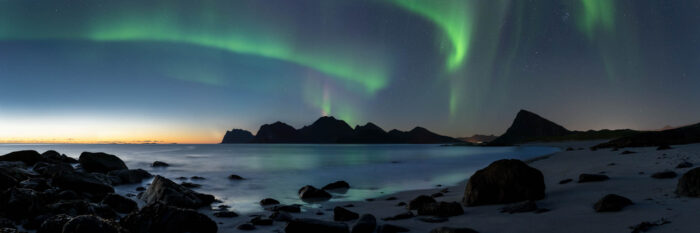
top-left (213, 141), bottom-right (700, 232)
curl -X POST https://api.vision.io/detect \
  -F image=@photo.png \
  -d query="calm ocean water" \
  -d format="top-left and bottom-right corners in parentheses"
top-left (0, 144), bottom-right (558, 213)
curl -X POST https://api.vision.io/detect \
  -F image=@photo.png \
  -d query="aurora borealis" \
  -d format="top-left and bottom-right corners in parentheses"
top-left (2, 0), bottom-right (700, 143)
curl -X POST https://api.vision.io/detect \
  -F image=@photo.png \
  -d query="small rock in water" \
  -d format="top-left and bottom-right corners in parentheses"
top-left (272, 204), bottom-right (301, 213)
top-left (385, 197), bottom-right (397, 201)
top-left (594, 194), bottom-right (633, 212)
top-left (651, 171), bottom-right (677, 179)
top-left (559, 178), bottom-right (573, 184)
top-left (250, 216), bottom-right (273, 226)
top-left (298, 185), bottom-right (332, 203)
top-left (578, 174), bottom-right (609, 183)
top-left (418, 216), bottom-right (449, 223)
top-left (407, 195), bottom-right (436, 210)
top-left (151, 161), bottom-right (169, 167)
top-left (351, 214), bottom-right (376, 233)
top-left (381, 211), bottom-right (414, 221)
top-left (396, 202), bottom-right (406, 207)
top-left (180, 182), bottom-right (202, 188)
top-left (237, 223), bottom-right (255, 230)
top-left (316, 211), bottom-right (324, 216)
top-left (269, 211), bottom-right (293, 222)
top-left (175, 176), bottom-right (188, 180)
top-left (228, 174), bottom-right (244, 180)
top-left (429, 227), bottom-right (479, 233)
top-left (322, 180), bottom-right (350, 192)
top-left (260, 198), bottom-right (280, 206)
top-left (190, 176), bottom-right (206, 180)
top-left (500, 200), bottom-right (538, 214)
top-left (676, 161), bottom-right (693, 169)
top-left (365, 198), bottom-right (375, 202)
top-left (213, 211), bottom-right (238, 218)
top-left (416, 202), bottom-right (463, 217)
top-left (135, 187), bottom-right (145, 191)
top-left (378, 224), bottom-right (409, 233)
top-left (333, 206), bottom-right (359, 221)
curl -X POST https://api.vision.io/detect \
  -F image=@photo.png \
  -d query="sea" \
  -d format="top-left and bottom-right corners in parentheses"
top-left (0, 144), bottom-right (559, 213)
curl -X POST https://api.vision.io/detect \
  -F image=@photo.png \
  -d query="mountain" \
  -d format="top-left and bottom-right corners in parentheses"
top-left (221, 129), bottom-right (254, 143)
top-left (251, 122), bottom-right (301, 143)
top-left (458, 134), bottom-right (498, 144)
top-left (224, 116), bottom-right (458, 144)
top-left (488, 110), bottom-right (571, 146)
top-left (593, 122), bottom-right (700, 149)
top-left (298, 116), bottom-right (355, 143)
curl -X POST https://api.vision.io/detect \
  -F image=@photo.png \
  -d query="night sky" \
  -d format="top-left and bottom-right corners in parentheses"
top-left (1, 0), bottom-right (700, 143)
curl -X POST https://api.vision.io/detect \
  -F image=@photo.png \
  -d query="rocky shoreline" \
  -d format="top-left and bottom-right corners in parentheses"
top-left (2, 141), bottom-right (700, 232)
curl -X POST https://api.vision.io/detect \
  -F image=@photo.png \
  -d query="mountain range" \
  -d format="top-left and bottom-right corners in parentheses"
top-left (221, 116), bottom-right (460, 144)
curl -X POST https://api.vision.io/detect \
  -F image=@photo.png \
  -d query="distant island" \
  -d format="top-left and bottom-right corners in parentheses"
top-left (222, 116), bottom-right (461, 144)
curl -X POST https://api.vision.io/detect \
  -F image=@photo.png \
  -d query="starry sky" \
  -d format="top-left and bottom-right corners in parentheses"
top-left (1, 0), bottom-right (700, 143)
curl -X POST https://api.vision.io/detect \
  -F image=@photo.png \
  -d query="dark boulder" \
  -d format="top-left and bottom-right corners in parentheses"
top-left (0, 169), bottom-right (19, 190)
top-left (52, 171), bottom-right (114, 194)
top-left (46, 200), bottom-right (118, 220)
top-left (677, 161), bottom-right (693, 169)
top-left (180, 182), bottom-right (201, 188)
top-left (33, 162), bottom-right (74, 178)
top-left (0, 188), bottom-right (46, 221)
top-left (416, 202), bottom-right (463, 217)
top-left (271, 204), bottom-right (301, 213)
top-left (62, 215), bottom-right (124, 233)
top-left (578, 174), bottom-right (609, 183)
top-left (107, 169), bottom-right (152, 185)
top-left (284, 218), bottom-right (349, 233)
top-left (227, 174), bottom-right (244, 180)
top-left (101, 194), bottom-right (137, 214)
top-left (651, 171), bottom-right (677, 179)
top-left (594, 194), bottom-right (633, 212)
top-left (378, 224), bottom-right (409, 233)
top-left (140, 175), bottom-right (214, 209)
top-left (500, 200), bottom-right (538, 213)
top-left (78, 152), bottom-right (127, 173)
top-left (677, 167), bottom-right (700, 197)
top-left (429, 227), bottom-right (479, 233)
top-left (298, 185), bottom-right (332, 202)
top-left (19, 178), bottom-right (50, 191)
top-left (351, 214), bottom-right (376, 233)
top-left (250, 216), bottom-right (273, 226)
top-left (463, 159), bottom-right (545, 206)
top-left (0, 150), bottom-right (42, 166)
top-left (381, 212), bottom-right (414, 221)
top-left (41, 150), bottom-right (78, 164)
top-left (558, 178), bottom-right (573, 184)
top-left (270, 211), bottom-right (294, 222)
top-left (151, 161), bottom-right (169, 167)
top-left (322, 181), bottom-right (350, 192)
top-left (333, 206), bottom-right (359, 221)
top-left (38, 214), bottom-right (72, 233)
top-left (260, 198), bottom-right (280, 206)
top-left (121, 203), bottom-right (217, 233)
top-left (407, 195), bottom-right (436, 210)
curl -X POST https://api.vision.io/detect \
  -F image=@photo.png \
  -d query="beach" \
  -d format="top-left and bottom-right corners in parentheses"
top-left (212, 141), bottom-right (699, 232)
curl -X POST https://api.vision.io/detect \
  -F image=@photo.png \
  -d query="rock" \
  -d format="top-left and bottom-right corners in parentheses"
top-left (429, 227), bottom-right (479, 233)
top-left (191, 176), bottom-right (206, 180)
top-left (378, 224), bottom-right (409, 233)
top-left (416, 202), bottom-right (463, 217)
top-left (351, 214), bottom-right (376, 233)
top-left (463, 159), bottom-right (545, 206)
top-left (62, 215), bottom-right (124, 233)
top-left (676, 167), bottom-right (700, 196)
top-left (407, 195), bottom-right (436, 210)
top-left (272, 204), bottom-right (301, 213)
top-left (677, 161), bottom-right (693, 169)
top-left (594, 194), bottom-right (633, 212)
top-left (56, 190), bottom-right (79, 200)
top-left (333, 206), bottom-right (359, 221)
top-left (180, 182), bottom-right (201, 188)
top-left (284, 218), bottom-right (349, 233)
top-left (558, 178), bottom-right (573, 184)
top-left (578, 174), bottom-right (610, 183)
top-left (78, 152), bottom-right (127, 173)
top-left (52, 171), bottom-right (114, 194)
top-left (651, 171), bottom-right (677, 179)
top-left (227, 174), bottom-right (244, 180)
top-left (101, 194), bottom-right (137, 214)
top-left (237, 223), bottom-right (255, 230)
top-left (270, 211), bottom-right (294, 222)
top-left (500, 200), bottom-right (538, 213)
top-left (657, 145), bottom-right (672, 150)
top-left (0, 169), bottom-right (18, 190)
top-left (19, 178), bottom-right (50, 191)
top-left (37, 214), bottom-right (72, 233)
top-left (385, 197), bottom-right (397, 201)
top-left (41, 150), bottom-right (78, 164)
top-left (322, 181), bottom-right (350, 192)
top-left (213, 211), bottom-right (238, 218)
top-left (140, 175), bottom-right (214, 209)
top-left (121, 203), bottom-right (217, 233)
top-left (33, 162), bottom-right (74, 178)
top-left (396, 202), bottom-right (406, 206)
top-left (46, 200), bottom-right (118, 220)
top-left (260, 198), bottom-right (280, 206)
top-left (151, 161), bottom-right (169, 167)
top-left (418, 216), bottom-right (448, 223)
top-left (620, 150), bottom-right (636, 155)
top-left (298, 185), bottom-right (332, 202)
top-left (250, 216), bottom-right (273, 226)
top-left (0, 188), bottom-right (46, 220)
top-left (381, 211), bottom-right (414, 221)
top-left (0, 150), bottom-right (42, 165)
top-left (107, 169), bottom-right (152, 185)
top-left (629, 218), bottom-right (671, 233)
